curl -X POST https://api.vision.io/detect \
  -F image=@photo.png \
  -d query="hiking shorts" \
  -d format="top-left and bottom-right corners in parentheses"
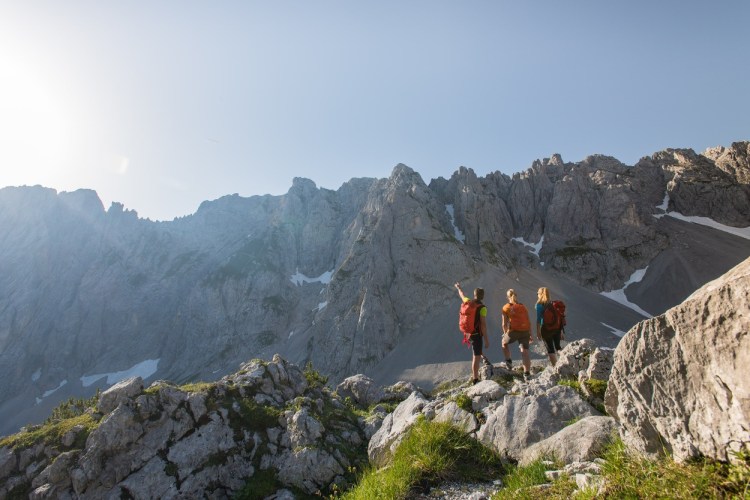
top-left (542, 329), bottom-right (562, 354)
top-left (470, 333), bottom-right (483, 356)
top-left (503, 330), bottom-right (530, 350)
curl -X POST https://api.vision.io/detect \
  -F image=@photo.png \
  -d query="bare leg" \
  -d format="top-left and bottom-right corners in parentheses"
top-left (548, 353), bottom-right (557, 366)
top-left (520, 347), bottom-right (531, 374)
top-left (502, 343), bottom-right (511, 362)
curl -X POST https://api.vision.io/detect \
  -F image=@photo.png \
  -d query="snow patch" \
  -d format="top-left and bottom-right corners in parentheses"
top-left (600, 267), bottom-right (651, 318)
top-left (31, 368), bottom-right (41, 382)
top-left (290, 269), bottom-right (334, 286)
top-left (666, 212), bottom-right (750, 240)
top-left (653, 192), bottom-right (670, 218)
top-left (655, 191), bottom-right (750, 239)
top-left (445, 205), bottom-right (465, 244)
top-left (288, 330), bottom-right (295, 339)
top-left (316, 301), bottom-right (328, 312)
top-left (36, 379), bottom-right (68, 405)
top-left (512, 235), bottom-right (544, 257)
top-left (81, 359), bottom-right (160, 388)
top-left (601, 322), bottom-right (627, 338)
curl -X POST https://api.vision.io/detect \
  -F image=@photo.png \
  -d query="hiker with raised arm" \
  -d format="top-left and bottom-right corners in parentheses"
top-left (536, 287), bottom-right (567, 366)
top-left (501, 288), bottom-right (532, 380)
top-left (455, 282), bottom-right (488, 385)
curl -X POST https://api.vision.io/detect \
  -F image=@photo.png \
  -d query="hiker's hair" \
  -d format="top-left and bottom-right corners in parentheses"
top-left (537, 287), bottom-right (550, 305)
top-left (506, 288), bottom-right (517, 303)
top-left (474, 288), bottom-right (485, 301)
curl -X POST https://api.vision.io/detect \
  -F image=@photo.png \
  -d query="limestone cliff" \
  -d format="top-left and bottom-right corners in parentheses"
top-left (0, 142), bottom-right (748, 438)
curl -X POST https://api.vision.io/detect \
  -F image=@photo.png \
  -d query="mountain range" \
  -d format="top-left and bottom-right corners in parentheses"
top-left (0, 141), bottom-right (748, 437)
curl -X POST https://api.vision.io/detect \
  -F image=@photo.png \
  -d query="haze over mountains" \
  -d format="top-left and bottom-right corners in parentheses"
top-left (1, 142), bottom-right (748, 437)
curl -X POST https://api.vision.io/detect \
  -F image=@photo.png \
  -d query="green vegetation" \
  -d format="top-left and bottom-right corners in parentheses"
top-left (234, 468), bottom-right (281, 500)
top-left (564, 416), bottom-right (581, 427)
top-left (179, 381), bottom-right (214, 393)
top-left (488, 440), bottom-right (750, 499)
top-left (342, 418), bottom-right (503, 500)
top-left (0, 413), bottom-right (99, 451)
top-left (453, 393), bottom-right (473, 413)
top-left (45, 390), bottom-right (100, 425)
top-left (304, 362), bottom-right (328, 388)
top-left (557, 378), bottom-right (582, 394)
top-left (493, 459), bottom-right (577, 499)
top-left (0, 391), bottom-right (102, 451)
top-left (590, 440), bottom-right (750, 499)
top-left (432, 379), bottom-right (465, 396)
top-left (583, 379), bottom-right (607, 401)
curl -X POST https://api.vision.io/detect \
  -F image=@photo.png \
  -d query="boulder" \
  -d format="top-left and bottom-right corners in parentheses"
top-left (433, 401), bottom-right (478, 434)
top-left (367, 392), bottom-right (428, 468)
top-left (606, 257), bottom-right (750, 462)
top-left (336, 374), bottom-right (385, 408)
top-left (519, 416), bottom-right (618, 466)
top-left (97, 377), bottom-right (144, 414)
top-left (465, 380), bottom-right (506, 411)
top-left (477, 385), bottom-right (600, 461)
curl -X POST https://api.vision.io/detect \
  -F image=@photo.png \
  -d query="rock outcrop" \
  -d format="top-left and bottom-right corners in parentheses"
top-left (0, 356), bottom-right (369, 499)
top-left (605, 256), bottom-right (750, 463)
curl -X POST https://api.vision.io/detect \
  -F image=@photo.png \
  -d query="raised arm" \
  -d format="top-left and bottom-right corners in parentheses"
top-left (454, 282), bottom-right (468, 301)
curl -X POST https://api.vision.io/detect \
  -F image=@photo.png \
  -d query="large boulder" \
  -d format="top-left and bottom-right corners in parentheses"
top-left (519, 416), bottom-right (618, 466)
top-left (477, 385), bottom-right (600, 460)
top-left (367, 392), bottom-right (428, 468)
top-left (605, 257), bottom-right (750, 462)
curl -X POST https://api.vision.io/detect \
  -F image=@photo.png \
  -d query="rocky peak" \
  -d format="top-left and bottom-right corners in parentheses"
top-left (287, 177), bottom-right (319, 199)
top-left (58, 189), bottom-right (105, 217)
top-left (702, 141), bottom-right (750, 184)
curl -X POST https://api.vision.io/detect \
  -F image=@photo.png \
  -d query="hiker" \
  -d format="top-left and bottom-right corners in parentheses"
top-left (455, 282), bottom-right (489, 384)
top-left (501, 288), bottom-right (532, 379)
top-left (535, 287), bottom-right (566, 366)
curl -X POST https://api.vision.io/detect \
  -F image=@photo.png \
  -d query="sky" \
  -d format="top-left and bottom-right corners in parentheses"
top-left (0, 1), bottom-right (748, 221)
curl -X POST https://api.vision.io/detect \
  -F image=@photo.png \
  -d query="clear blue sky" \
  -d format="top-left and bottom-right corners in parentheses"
top-left (1, 1), bottom-right (748, 221)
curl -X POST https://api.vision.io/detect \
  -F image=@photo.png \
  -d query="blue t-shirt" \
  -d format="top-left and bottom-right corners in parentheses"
top-left (535, 302), bottom-right (545, 326)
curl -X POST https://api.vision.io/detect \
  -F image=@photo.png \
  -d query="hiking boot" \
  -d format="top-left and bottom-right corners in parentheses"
top-left (523, 372), bottom-right (532, 381)
top-left (472, 378), bottom-right (479, 385)
top-left (499, 360), bottom-right (513, 370)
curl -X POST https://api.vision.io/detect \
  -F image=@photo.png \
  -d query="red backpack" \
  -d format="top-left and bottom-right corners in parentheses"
top-left (459, 300), bottom-right (484, 340)
top-left (542, 300), bottom-right (567, 332)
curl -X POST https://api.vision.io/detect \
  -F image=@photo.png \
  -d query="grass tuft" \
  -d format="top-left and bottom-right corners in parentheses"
top-left (342, 417), bottom-right (503, 499)
top-left (0, 413), bottom-right (99, 451)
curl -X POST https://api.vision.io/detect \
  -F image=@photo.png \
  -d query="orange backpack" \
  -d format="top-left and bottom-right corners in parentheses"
top-left (505, 303), bottom-right (530, 331)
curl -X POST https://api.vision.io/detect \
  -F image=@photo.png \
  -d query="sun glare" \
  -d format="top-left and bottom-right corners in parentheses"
top-left (0, 58), bottom-right (73, 188)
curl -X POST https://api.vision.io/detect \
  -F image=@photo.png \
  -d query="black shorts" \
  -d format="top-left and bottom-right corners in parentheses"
top-left (470, 333), bottom-right (483, 356)
top-left (542, 329), bottom-right (562, 354)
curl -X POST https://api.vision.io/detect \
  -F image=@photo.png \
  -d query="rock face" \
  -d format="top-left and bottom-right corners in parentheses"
top-left (605, 256), bottom-right (750, 463)
top-left (1, 142), bottom-right (749, 436)
top-left (0, 356), bottom-right (369, 499)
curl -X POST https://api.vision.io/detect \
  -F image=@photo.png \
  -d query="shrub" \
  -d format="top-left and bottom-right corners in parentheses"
top-left (453, 393), bottom-right (473, 413)
top-left (304, 362), bottom-right (328, 388)
top-left (583, 379), bottom-right (607, 400)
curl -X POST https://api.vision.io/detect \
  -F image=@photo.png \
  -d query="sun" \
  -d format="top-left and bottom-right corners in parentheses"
top-left (0, 55), bottom-right (73, 188)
